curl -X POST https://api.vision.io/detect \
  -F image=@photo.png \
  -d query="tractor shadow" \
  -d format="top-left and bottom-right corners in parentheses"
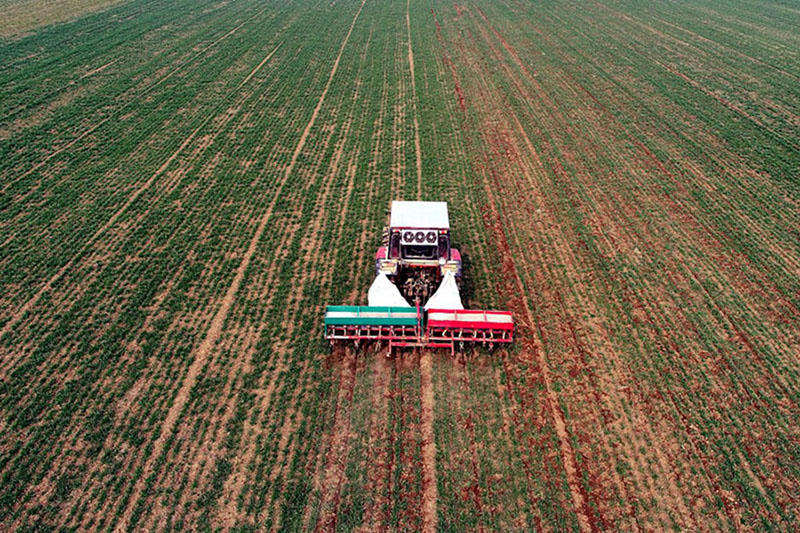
top-left (458, 248), bottom-right (476, 308)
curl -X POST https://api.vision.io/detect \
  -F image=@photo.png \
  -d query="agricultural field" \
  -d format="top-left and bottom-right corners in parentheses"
top-left (0, 0), bottom-right (128, 38)
top-left (1, 0), bottom-right (798, 530)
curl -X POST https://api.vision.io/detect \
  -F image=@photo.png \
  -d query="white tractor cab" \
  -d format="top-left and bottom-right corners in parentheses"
top-left (375, 201), bottom-right (462, 305)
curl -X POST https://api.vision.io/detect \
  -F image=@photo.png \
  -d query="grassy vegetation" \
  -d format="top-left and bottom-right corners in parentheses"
top-left (0, 0), bottom-right (131, 38)
top-left (1, 0), bottom-right (797, 530)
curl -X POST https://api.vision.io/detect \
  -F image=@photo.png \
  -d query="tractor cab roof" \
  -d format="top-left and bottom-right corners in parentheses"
top-left (390, 201), bottom-right (450, 229)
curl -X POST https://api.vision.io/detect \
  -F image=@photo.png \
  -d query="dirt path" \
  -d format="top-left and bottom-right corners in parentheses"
top-left (406, 0), bottom-right (422, 198)
top-left (419, 351), bottom-right (438, 532)
top-left (238, 44), bottom-right (282, 88)
top-left (78, 58), bottom-right (119, 80)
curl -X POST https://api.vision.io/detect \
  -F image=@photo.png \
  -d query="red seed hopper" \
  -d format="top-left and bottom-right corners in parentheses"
top-left (426, 309), bottom-right (514, 344)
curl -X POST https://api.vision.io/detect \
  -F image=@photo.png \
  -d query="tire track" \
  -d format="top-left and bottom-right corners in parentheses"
top-left (314, 348), bottom-right (358, 531)
top-left (356, 356), bottom-right (393, 530)
top-left (238, 44), bottom-right (282, 87)
top-left (78, 58), bottom-right (120, 80)
top-left (419, 351), bottom-right (439, 532)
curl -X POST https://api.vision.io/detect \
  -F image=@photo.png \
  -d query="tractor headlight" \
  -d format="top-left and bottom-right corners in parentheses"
top-left (415, 231), bottom-right (425, 243)
top-left (441, 261), bottom-right (458, 274)
top-left (380, 261), bottom-right (398, 274)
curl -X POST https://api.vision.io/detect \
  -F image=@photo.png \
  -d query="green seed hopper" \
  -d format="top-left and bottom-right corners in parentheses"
top-left (324, 306), bottom-right (421, 343)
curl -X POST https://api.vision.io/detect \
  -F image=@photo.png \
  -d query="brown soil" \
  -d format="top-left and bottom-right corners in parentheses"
top-left (419, 352), bottom-right (439, 532)
top-left (315, 349), bottom-right (358, 531)
top-left (355, 356), bottom-right (393, 531)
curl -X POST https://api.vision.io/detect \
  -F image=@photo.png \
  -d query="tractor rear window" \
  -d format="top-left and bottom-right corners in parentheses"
top-left (402, 245), bottom-right (436, 260)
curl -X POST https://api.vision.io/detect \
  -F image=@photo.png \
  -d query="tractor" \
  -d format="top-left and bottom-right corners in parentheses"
top-left (325, 201), bottom-right (513, 355)
top-left (376, 201), bottom-right (461, 305)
